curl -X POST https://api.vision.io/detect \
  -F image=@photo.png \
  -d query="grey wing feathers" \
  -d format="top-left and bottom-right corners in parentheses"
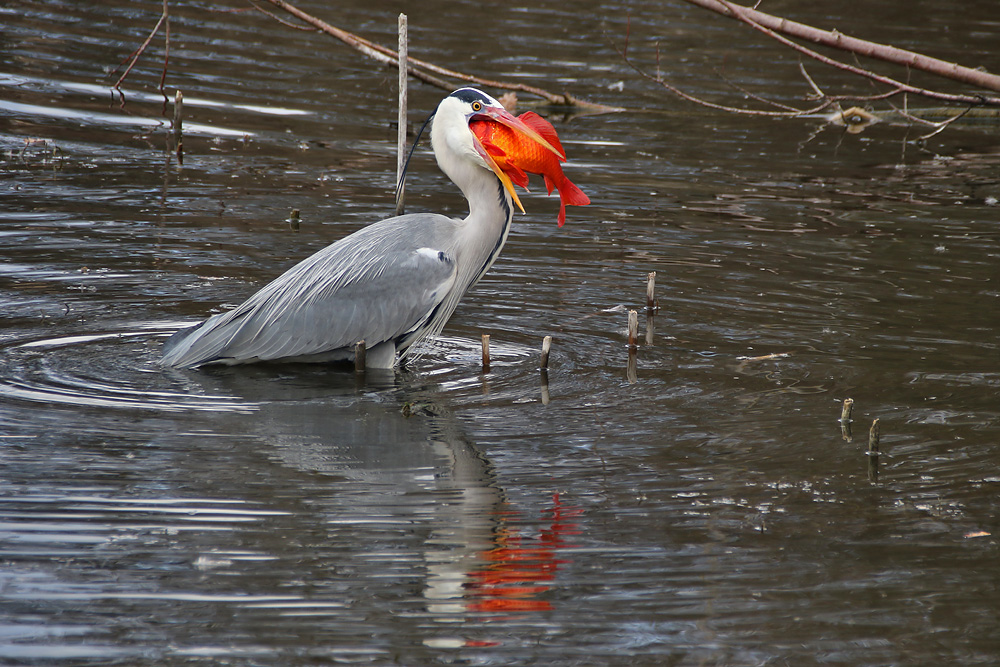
top-left (161, 215), bottom-right (458, 368)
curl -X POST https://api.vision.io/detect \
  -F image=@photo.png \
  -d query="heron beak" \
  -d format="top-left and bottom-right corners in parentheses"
top-left (470, 106), bottom-right (562, 213)
top-left (475, 106), bottom-right (562, 157)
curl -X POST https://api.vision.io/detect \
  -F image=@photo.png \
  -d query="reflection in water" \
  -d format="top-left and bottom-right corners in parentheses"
top-left (5, 0), bottom-right (1000, 662)
top-left (245, 376), bottom-right (578, 627)
top-left (0, 330), bottom-right (580, 659)
top-left (464, 494), bottom-right (580, 614)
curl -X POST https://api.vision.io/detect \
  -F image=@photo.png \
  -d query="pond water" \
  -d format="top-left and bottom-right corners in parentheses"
top-left (2, 0), bottom-right (1000, 664)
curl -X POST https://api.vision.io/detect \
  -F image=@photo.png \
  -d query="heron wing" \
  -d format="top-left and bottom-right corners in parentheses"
top-left (161, 215), bottom-right (458, 367)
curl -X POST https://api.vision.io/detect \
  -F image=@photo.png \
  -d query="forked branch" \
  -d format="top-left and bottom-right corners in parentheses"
top-left (685, 0), bottom-right (1000, 94)
top-left (110, 0), bottom-right (170, 105)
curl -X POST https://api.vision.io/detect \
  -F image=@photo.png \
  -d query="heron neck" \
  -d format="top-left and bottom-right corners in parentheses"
top-left (463, 170), bottom-right (512, 229)
top-left (456, 168), bottom-right (514, 285)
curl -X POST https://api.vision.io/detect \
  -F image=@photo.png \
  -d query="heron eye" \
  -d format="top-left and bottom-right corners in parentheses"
top-left (471, 101), bottom-right (483, 112)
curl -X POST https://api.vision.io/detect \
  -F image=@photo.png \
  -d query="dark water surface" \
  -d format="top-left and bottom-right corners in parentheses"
top-left (2, 0), bottom-right (1000, 664)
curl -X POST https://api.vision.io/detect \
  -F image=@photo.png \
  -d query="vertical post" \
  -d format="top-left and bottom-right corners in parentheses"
top-left (627, 309), bottom-right (638, 383)
top-left (867, 418), bottom-right (880, 481)
top-left (354, 340), bottom-right (366, 373)
top-left (627, 309), bottom-right (638, 349)
top-left (481, 334), bottom-right (490, 373)
top-left (172, 90), bottom-right (184, 166)
top-left (395, 13), bottom-right (408, 216)
top-left (540, 335), bottom-right (552, 370)
top-left (645, 271), bottom-right (657, 312)
top-left (839, 398), bottom-right (854, 423)
top-left (839, 397), bottom-right (854, 441)
top-left (539, 336), bottom-right (552, 404)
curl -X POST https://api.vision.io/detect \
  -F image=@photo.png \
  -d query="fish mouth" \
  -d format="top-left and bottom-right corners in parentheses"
top-left (469, 106), bottom-right (562, 213)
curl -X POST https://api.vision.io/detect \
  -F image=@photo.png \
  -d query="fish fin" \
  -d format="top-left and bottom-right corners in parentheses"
top-left (518, 112), bottom-right (566, 160)
top-left (542, 173), bottom-right (556, 196)
top-left (482, 139), bottom-right (507, 158)
top-left (509, 164), bottom-right (530, 188)
top-left (554, 174), bottom-right (590, 227)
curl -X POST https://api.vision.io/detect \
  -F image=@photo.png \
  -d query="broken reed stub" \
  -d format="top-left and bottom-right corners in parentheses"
top-left (173, 90), bottom-right (184, 165)
top-left (840, 398), bottom-right (854, 423)
top-left (867, 418), bottom-right (881, 481)
top-left (868, 418), bottom-right (880, 454)
top-left (540, 335), bottom-right (552, 370)
top-left (627, 309), bottom-right (639, 348)
top-left (481, 334), bottom-right (491, 373)
top-left (646, 271), bottom-right (658, 312)
top-left (354, 339), bottom-right (366, 372)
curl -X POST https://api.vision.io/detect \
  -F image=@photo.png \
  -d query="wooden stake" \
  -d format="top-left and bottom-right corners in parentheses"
top-left (839, 398), bottom-right (854, 423)
top-left (354, 339), bottom-right (366, 372)
top-left (481, 334), bottom-right (490, 373)
top-left (627, 309), bottom-right (638, 348)
top-left (540, 335), bottom-right (552, 370)
top-left (645, 271), bottom-right (657, 312)
top-left (839, 398), bottom-right (854, 441)
top-left (172, 89), bottom-right (183, 165)
top-left (395, 13), bottom-right (407, 216)
top-left (867, 418), bottom-right (880, 481)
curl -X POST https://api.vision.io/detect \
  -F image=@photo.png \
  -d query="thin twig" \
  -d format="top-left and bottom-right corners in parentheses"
top-left (918, 105), bottom-right (975, 139)
top-left (717, 65), bottom-right (804, 112)
top-left (610, 31), bottom-right (834, 117)
top-left (247, 0), bottom-right (317, 31)
top-left (111, 0), bottom-right (169, 105)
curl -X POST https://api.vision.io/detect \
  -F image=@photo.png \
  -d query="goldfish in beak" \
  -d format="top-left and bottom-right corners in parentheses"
top-left (470, 109), bottom-right (590, 227)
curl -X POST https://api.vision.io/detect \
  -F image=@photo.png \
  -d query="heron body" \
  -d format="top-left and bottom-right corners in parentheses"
top-left (161, 88), bottom-right (545, 370)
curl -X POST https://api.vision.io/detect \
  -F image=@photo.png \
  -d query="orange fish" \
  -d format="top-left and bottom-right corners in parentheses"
top-left (470, 111), bottom-right (590, 227)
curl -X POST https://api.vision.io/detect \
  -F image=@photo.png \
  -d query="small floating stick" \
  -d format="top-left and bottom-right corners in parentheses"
top-left (481, 333), bottom-right (490, 373)
top-left (354, 339), bottom-right (366, 372)
top-left (645, 271), bottom-right (657, 312)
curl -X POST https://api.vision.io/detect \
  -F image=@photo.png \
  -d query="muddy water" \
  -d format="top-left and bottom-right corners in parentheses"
top-left (2, 0), bottom-right (1000, 664)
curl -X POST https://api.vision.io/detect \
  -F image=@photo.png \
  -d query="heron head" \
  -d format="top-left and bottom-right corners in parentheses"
top-left (431, 88), bottom-right (558, 213)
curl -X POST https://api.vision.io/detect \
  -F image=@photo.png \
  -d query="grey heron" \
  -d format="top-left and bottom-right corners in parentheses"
top-left (160, 88), bottom-right (584, 370)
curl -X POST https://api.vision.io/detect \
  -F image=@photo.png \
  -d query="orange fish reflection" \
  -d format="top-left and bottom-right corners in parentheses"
top-left (464, 493), bottom-right (582, 613)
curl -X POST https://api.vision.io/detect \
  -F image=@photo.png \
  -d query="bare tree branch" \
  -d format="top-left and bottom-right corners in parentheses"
top-left (256, 0), bottom-right (623, 112)
top-left (684, 0), bottom-right (1000, 105)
